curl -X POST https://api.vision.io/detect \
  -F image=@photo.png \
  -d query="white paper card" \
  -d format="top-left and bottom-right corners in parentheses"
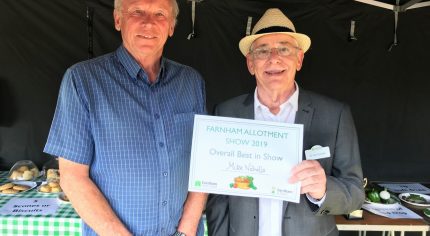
top-left (188, 115), bottom-right (303, 203)
top-left (362, 203), bottom-right (422, 219)
top-left (305, 145), bottom-right (330, 160)
top-left (0, 198), bottom-right (59, 216)
top-left (377, 183), bottom-right (430, 194)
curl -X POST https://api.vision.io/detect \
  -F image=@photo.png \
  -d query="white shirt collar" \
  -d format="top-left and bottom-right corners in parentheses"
top-left (254, 82), bottom-right (299, 120)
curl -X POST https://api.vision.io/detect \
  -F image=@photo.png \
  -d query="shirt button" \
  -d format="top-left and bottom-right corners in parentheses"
top-left (162, 201), bottom-right (167, 206)
top-left (154, 114), bottom-right (160, 119)
top-left (163, 172), bottom-right (168, 177)
top-left (159, 142), bottom-right (164, 148)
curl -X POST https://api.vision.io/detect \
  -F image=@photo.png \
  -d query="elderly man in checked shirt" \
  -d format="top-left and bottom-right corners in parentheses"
top-left (44, 0), bottom-right (206, 235)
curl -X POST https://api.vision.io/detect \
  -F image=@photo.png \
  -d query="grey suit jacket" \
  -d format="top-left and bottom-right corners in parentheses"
top-left (205, 89), bottom-right (365, 236)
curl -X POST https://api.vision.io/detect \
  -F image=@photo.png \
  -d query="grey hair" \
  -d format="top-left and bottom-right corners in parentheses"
top-left (114, 0), bottom-right (179, 25)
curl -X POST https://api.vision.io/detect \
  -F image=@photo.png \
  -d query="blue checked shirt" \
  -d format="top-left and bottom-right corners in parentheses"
top-left (44, 45), bottom-right (206, 236)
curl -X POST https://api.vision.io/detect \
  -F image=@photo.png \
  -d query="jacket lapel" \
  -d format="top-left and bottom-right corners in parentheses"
top-left (294, 89), bottom-right (314, 158)
top-left (282, 89), bottom-right (314, 217)
top-left (240, 93), bottom-right (255, 119)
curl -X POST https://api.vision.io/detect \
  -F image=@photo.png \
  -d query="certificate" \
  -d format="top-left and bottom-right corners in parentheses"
top-left (188, 115), bottom-right (303, 202)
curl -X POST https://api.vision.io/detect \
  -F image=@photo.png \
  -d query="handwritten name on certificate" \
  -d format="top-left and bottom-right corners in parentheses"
top-left (188, 115), bottom-right (303, 203)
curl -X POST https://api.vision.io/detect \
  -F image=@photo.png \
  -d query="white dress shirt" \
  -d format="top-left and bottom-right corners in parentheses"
top-left (254, 84), bottom-right (325, 236)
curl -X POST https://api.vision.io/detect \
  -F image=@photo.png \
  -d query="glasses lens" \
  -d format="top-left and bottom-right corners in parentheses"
top-left (253, 48), bottom-right (270, 59)
top-left (277, 46), bottom-right (292, 56)
top-left (252, 45), bottom-right (296, 59)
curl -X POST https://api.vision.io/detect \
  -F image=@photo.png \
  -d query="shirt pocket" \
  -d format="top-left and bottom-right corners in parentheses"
top-left (171, 112), bottom-right (196, 155)
top-left (174, 112), bottom-right (196, 124)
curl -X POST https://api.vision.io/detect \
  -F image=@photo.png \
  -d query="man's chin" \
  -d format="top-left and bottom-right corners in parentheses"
top-left (130, 44), bottom-right (159, 54)
top-left (259, 80), bottom-right (293, 91)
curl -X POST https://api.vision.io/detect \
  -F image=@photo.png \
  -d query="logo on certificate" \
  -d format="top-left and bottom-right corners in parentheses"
top-left (194, 180), bottom-right (218, 188)
top-left (229, 176), bottom-right (257, 190)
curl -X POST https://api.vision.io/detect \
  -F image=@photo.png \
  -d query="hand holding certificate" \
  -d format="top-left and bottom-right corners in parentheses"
top-left (188, 115), bottom-right (303, 203)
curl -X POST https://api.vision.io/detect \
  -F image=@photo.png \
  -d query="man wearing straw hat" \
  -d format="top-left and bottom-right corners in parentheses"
top-left (205, 8), bottom-right (364, 236)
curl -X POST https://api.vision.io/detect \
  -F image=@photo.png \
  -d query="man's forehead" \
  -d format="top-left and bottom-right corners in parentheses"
top-left (123, 0), bottom-right (171, 8)
top-left (252, 34), bottom-right (298, 47)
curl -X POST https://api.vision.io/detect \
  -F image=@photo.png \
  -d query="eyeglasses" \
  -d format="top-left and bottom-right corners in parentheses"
top-left (250, 45), bottom-right (300, 60)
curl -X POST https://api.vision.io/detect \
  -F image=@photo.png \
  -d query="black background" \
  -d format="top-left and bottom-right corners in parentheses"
top-left (1, 0), bottom-right (429, 185)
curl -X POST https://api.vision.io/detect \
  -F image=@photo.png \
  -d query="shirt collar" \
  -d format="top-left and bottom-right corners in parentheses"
top-left (254, 82), bottom-right (300, 113)
top-left (115, 44), bottom-right (166, 84)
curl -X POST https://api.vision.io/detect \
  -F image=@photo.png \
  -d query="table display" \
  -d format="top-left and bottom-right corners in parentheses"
top-left (0, 171), bottom-right (81, 235)
top-left (336, 211), bottom-right (429, 236)
top-left (0, 169), bottom-right (429, 236)
top-left (338, 182), bottom-right (430, 236)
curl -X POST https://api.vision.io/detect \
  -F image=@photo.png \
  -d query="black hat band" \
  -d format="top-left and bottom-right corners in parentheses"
top-left (255, 26), bottom-right (294, 34)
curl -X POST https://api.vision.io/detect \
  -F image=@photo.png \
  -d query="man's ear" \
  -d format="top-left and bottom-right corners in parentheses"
top-left (113, 10), bottom-right (121, 31)
top-left (169, 24), bottom-right (175, 37)
top-left (246, 54), bottom-right (255, 75)
top-left (296, 50), bottom-right (304, 71)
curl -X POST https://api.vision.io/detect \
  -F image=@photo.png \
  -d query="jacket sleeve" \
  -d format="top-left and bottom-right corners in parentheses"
top-left (314, 104), bottom-right (365, 215)
top-left (205, 194), bottom-right (229, 236)
top-left (205, 104), bottom-right (230, 236)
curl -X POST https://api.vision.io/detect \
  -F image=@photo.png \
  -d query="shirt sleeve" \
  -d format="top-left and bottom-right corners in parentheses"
top-left (306, 193), bottom-right (327, 207)
top-left (44, 67), bottom-right (94, 165)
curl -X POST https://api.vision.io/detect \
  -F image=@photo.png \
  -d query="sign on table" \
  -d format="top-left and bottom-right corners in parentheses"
top-left (362, 203), bottom-right (422, 219)
top-left (378, 183), bottom-right (430, 194)
top-left (0, 198), bottom-right (59, 216)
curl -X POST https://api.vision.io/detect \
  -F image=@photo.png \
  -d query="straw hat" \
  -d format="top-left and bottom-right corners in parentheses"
top-left (238, 8), bottom-right (311, 56)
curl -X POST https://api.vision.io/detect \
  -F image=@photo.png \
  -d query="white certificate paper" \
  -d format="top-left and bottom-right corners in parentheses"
top-left (188, 115), bottom-right (303, 203)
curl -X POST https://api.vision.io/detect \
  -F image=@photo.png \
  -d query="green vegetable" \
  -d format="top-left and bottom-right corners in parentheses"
top-left (367, 189), bottom-right (381, 203)
top-left (404, 194), bottom-right (427, 204)
top-left (249, 182), bottom-right (257, 190)
top-left (423, 208), bottom-right (430, 217)
top-left (384, 197), bottom-right (397, 204)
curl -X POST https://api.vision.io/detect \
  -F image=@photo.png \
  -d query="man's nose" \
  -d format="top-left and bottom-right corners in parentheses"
top-left (268, 48), bottom-right (281, 60)
top-left (140, 13), bottom-right (154, 24)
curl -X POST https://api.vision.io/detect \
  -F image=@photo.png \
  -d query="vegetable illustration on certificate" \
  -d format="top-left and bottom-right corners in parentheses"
top-left (188, 115), bottom-right (303, 203)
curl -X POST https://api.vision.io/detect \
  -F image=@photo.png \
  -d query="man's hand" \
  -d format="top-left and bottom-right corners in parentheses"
top-left (177, 192), bottom-right (207, 236)
top-left (288, 160), bottom-right (326, 200)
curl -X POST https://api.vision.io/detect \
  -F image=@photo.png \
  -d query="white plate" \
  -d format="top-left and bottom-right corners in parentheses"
top-left (0, 181), bottom-right (37, 196)
top-left (36, 181), bottom-right (62, 194)
top-left (364, 198), bottom-right (399, 206)
top-left (399, 193), bottom-right (430, 208)
top-left (58, 192), bottom-right (70, 204)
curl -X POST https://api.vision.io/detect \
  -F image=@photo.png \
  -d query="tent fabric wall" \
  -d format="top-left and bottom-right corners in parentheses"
top-left (0, 0), bottom-right (87, 169)
top-left (0, 0), bottom-right (429, 183)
